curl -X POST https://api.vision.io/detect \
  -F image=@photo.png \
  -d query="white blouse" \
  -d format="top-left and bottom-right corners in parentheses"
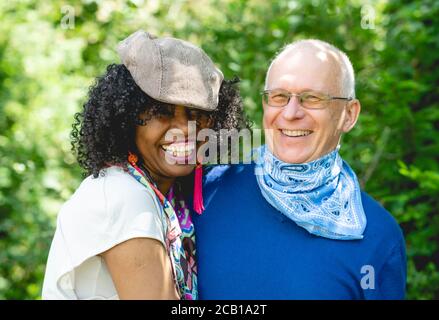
top-left (42, 166), bottom-right (166, 299)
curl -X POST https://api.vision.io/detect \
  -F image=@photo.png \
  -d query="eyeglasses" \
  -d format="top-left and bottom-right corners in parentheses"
top-left (262, 88), bottom-right (353, 109)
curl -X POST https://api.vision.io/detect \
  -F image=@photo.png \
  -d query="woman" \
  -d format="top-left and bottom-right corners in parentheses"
top-left (42, 31), bottom-right (248, 300)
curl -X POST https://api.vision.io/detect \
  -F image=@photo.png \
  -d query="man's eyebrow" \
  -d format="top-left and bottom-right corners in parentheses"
top-left (269, 87), bottom-right (324, 93)
top-left (298, 88), bottom-right (325, 93)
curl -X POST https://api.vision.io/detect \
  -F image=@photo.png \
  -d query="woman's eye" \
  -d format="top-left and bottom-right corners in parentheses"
top-left (186, 109), bottom-right (200, 120)
top-left (166, 105), bottom-right (175, 114)
top-left (190, 111), bottom-right (199, 119)
top-left (156, 105), bottom-right (174, 118)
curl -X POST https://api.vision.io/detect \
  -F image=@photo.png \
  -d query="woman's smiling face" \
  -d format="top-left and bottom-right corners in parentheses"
top-left (135, 105), bottom-right (209, 186)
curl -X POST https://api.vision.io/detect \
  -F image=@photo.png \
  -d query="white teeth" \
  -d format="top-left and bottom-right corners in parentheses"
top-left (282, 129), bottom-right (312, 137)
top-left (162, 143), bottom-right (195, 157)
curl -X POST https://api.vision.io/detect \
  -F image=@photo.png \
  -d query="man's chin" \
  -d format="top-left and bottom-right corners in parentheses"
top-left (272, 148), bottom-right (313, 164)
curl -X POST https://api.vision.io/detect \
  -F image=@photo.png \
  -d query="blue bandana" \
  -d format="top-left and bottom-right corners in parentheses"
top-left (254, 145), bottom-right (366, 240)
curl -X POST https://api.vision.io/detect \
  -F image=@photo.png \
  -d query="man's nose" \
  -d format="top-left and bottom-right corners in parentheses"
top-left (282, 95), bottom-right (305, 120)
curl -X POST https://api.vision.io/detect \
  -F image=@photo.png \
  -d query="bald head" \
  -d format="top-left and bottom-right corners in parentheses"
top-left (265, 39), bottom-right (355, 98)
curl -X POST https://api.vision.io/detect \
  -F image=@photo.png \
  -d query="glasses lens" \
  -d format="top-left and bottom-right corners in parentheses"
top-left (265, 90), bottom-right (290, 107)
top-left (300, 92), bottom-right (327, 109)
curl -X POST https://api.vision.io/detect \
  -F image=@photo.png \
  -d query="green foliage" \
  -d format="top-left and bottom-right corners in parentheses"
top-left (0, 0), bottom-right (437, 299)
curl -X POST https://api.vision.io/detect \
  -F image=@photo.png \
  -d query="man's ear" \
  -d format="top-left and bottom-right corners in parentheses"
top-left (342, 99), bottom-right (361, 133)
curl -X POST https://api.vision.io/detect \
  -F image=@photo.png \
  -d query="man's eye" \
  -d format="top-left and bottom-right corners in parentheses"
top-left (271, 94), bottom-right (289, 102)
top-left (302, 94), bottom-right (322, 102)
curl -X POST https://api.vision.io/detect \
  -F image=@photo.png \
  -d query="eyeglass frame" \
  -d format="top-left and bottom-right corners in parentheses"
top-left (261, 88), bottom-right (353, 109)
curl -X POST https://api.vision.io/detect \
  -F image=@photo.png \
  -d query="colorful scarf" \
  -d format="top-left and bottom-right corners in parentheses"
top-left (126, 163), bottom-right (197, 300)
top-left (254, 145), bottom-right (367, 240)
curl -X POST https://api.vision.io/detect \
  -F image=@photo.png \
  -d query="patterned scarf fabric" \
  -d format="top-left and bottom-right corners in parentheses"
top-left (126, 163), bottom-right (197, 300)
top-left (166, 186), bottom-right (197, 300)
top-left (254, 145), bottom-right (367, 240)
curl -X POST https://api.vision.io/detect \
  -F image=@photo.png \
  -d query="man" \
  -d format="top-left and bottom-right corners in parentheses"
top-left (192, 39), bottom-right (406, 299)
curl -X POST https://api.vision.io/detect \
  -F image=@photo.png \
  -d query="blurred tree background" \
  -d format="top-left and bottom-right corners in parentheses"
top-left (0, 0), bottom-right (438, 299)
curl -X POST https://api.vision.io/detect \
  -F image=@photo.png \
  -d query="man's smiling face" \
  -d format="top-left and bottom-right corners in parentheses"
top-left (263, 44), bottom-right (357, 164)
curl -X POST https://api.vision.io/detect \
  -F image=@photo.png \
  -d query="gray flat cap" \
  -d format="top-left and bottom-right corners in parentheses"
top-left (117, 30), bottom-right (224, 111)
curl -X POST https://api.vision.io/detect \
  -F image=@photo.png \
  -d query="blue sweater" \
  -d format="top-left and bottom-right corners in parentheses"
top-left (192, 164), bottom-right (406, 300)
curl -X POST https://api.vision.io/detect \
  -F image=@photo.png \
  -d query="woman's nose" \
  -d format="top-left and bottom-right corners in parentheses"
top-left (172, 105), bottom-right (190, 135)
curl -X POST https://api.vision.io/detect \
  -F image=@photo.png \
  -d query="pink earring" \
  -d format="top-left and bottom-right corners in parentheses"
top-left (193, 163), bottom-right (204, 215)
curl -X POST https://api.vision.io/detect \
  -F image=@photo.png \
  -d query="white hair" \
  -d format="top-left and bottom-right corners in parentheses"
top-left (265, 39), bottom-right (356, 98)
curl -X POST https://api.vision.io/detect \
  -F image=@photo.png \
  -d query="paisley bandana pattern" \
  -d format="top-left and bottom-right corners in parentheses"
top-left (254, 145), bottom-right (367, 240)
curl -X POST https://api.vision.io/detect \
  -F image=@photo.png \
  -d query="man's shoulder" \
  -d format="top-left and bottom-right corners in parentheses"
top-left (360, 191), bottom-right (404, 245)
top-left (204, 163), bottom-right (254, 186)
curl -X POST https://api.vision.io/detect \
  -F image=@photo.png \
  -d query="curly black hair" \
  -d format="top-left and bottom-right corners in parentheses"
top-left (71, 63), bottom-right (250, 180)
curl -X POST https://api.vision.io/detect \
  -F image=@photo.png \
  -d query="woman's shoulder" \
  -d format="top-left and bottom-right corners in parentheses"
top-left (99, 165), bottom-right (149, 196)
top-left (73, 165), bottom-right (148, 199)
top-left (59, 166), bottom-right (159, 225)
top-left (44, 166), bottom-right (167, 299)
